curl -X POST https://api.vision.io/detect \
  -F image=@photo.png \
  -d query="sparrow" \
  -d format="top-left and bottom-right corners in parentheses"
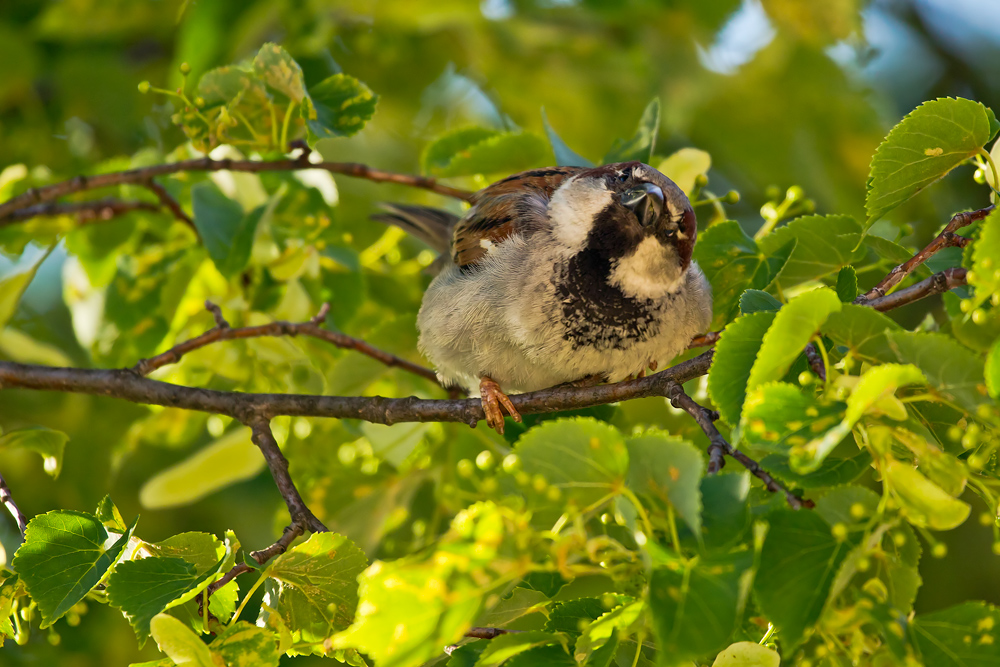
top-left (374, 161), bottom-right (712, 434)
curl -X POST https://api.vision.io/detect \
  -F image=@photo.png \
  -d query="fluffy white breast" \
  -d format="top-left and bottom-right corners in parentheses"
top-left (547, 176), bottom-right (612, 251)
top-left (607, 235), bottom-right (685, 300)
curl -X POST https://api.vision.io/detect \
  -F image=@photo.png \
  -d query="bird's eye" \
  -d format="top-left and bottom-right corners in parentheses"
top-left (617, 170), bottom-right (630, 183)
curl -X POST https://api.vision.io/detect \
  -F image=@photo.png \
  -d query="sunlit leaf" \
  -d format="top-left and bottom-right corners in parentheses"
top-left (12, 511), bottom-right (137, 628)
top-left (626, 432), bottom-right (704, 535)
top-left (149, 613), bottom-right (215, 667)
top-left (542, 109), bottom-right (594, 168)
top-left (866, 97), bottom-right (999, 227)
top-left (604, 97), bottom-right (660, 164)
top-left (307, 73), bottom-right (378, 139)
top-left (657, 147), bottom-right (711, 195)
top-left (883, 459), bottom-right (970, 531)
top-left (707, 311), bottom-right (776, 425)
top-left (209, 621), bottom-right (280, 667)
top-left (711, 642), bottom-right (779, 667)
top-left (757, 214), bottom-right (863, 287)
top-left (0, 426), bottom-right (68, 478)
top-left (910, 602), bottom-right (1000, 666)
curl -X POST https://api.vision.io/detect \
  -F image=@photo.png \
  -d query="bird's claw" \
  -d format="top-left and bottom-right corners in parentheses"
top-left (480, 377), bottom-right (521, 434)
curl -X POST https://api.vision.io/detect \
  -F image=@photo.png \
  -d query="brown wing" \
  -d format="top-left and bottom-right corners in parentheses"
top-left (451, 166), bottom-right (584, 268)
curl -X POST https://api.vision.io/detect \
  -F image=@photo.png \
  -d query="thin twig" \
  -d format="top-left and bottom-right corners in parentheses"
top-left (206, 523), bottom-right (305, 599)
top-left (0, 198), bottom-right (160, 225)
top-left (804, 343), bottom-right (827, 382)
top-left (131, 301), bottom-right (439, 384)
top-left (248, 419), bottom-right (327, 533)
top-left (866, 267), bottom-right (967, 312)
top-left (0, 156), bottom-right (475, 222)
top-left (0, 470), bottom-right (27, 538)
top-left (444, 628), bottom-right (520, 655)
top-left (856, 205), bottom-right (991, 303)
top-left (144, 179), bottom-right (196, 230)
top-left (665, 381), bottom-right (810, 509)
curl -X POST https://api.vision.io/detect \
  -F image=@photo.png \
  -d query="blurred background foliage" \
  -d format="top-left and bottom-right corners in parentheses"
top-left (3, 0), bottom-right (1000, 664)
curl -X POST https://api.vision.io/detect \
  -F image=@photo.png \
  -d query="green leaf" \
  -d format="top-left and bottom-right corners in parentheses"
top-left (573, 601), bottom-right (643, 664)
top-left (149, 613), bottom-right (215, 667)
top-left (262, 532), bottom-right (368, 654)
top-left (866, 97), bottom-right (997, 226)
top-left (739, 289), bottom-right (782, 314)
top-left (107, 533), bottom-right (230, 643)
top-left (604, 97), bottom-right (660, 164)
top-left (648, 550), bottom-right (754, 661)
top-left (988, 336), bottom-right (1000, 399)
top-left (742, 382), bottom-right (847, 461)
top-left (758, 215), bottom-right (864, 287)
top-left (542, 109), bottom-right (594, 168)
top-left (190, 181), bottom-right (258, 278)
top-left (210, 621), bottom-right (280, 667)
top-left (754, 510), bottom-right (853, 650)
top-left (760, 449), bottom-right (872, 488)
top-left (0, 247), bottom-right (49, 329)
top-left (626, 432), bottom-right (704, 535)
top-left (95, 494), bottom-right (128, 533)
top-left (139, 426), bottom-right (265, 509)
top-left (253, 42), bottom-right (307, 103)
top-left (657, 147), bottom-right (712, 195)
top-left (883, 459), bottom-right (970, 530)
top-left (707, 311), bottom-right (776, 425)
top-left (967, 209), bottom-right (1000, 312)
top-left (504, 644), bottom-right (575, 667)
top-left (544, 598), bottom-right (606, 637)
top-left (12, 510), bottom-right (137, 628)
top-left (426, 130), bottom-right (550, 178)
top-left (476, 587), bottom-right (549, 627)
top-left (836, 266), bottom-right (858, 302)
top-left (699, 473), bottom-right (751, 551)
top-left (307, 73), bottom-right (378, 139)
top-left (475, 631), bottom-right (565, 667)
top-left (693, 221), bottom-right (770, 327)
top-left (746, 287), bottom-right (842, 392)
top-left (910, 602), bottom-right (1000, 666)
top-left (514, 418), bottom-right (628, 525)
top-left (823, 304), bottom-right (901, 362)
top-left (0, 426), bottom-right (68, 478)
top-left (884, 331), bottom-right (988, 413)
top-left (711, 642), bottom-right (780, 667)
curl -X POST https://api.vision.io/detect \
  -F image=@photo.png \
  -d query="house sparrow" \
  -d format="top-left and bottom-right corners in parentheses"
top-left (374, 161), bottom-right (712, 433)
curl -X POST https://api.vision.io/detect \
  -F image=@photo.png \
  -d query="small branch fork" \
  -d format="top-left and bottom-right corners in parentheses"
top-left (855, 205), bottom-right (991, 304)
top-left (665, 382), bottom-right (811, 510)
top-left (0, 153), bottom-right (474, 225)
top-left (132, 301), bottom-right (439, 385)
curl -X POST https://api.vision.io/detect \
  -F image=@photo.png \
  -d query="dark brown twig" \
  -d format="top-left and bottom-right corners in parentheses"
top-left (444, 628), bottom-right (520, 655)
top-left (856, 205), bottom-right (991, 304)
top-left (206, 523), bottom-right (305, 599)
top-left (0, 198), bottom-right (160, 225)
top-left (665, 381), bottom-right (809, 509)
top-left (131, 301), bottom-right (439, 384)
top-left (144, 179), bottom-right (195, 230)
top-left (866, 267), bottom-right (968, 312)
top-left (0, 470), bottom-right (27, 538)
top-left (804, 342), bottom-right (827, 382)
top-left (248, 419), bottom-right (327, 533)
top-left (0, 157), bottom-right (474, 223)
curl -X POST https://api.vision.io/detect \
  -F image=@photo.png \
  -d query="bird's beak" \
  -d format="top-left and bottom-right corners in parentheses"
top-left (620, 183), bottom-right (664, 228)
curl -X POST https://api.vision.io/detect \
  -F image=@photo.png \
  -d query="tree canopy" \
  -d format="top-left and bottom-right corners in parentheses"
top-left (3, 1), bottom-right (1000, 666)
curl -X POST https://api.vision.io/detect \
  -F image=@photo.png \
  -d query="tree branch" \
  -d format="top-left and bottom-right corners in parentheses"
top-left (0, 198), bottom-right (161, 226)
top-left (0, 352), bottom-right (713, 426)
top-left (0, 156), bottom-right (475, 223)
top-left (0, 470), bottom-right (27, 538)
top-left (247, 418), bottom-right (327, 533)
top-left (132, 301), bottom-right (440, 384)
top-left (665, 382), bottom-right (811, 509)
top-left (206, 523), bottom-right (305, 599)
top-left (143, 178), bottom-right (195, 230)
top-left (866, 267), bottom-right (968, 312)
top-left (856, 205), bottom-right (991, 304)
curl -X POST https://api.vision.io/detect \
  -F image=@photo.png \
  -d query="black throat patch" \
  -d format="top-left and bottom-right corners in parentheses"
top-left (555, 246), bottom-right (665, 350)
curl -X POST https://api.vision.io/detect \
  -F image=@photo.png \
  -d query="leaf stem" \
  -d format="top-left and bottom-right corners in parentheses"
top-left (620, 487), bottom-right (654, 542)
top-left (280, 100), bottom-right (297, 152)
top-left (979, 148), bottom-right (1000, 203)
top-left (228, 567), bottom-right (270, 628)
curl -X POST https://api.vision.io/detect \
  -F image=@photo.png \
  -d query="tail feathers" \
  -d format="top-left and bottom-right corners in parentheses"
top-left (371, 203), bottom-right (459, 255)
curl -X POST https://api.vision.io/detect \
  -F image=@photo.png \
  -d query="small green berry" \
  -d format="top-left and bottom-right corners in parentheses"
top-left (947, 425), bottom-right (963, 442)
top-left (137, 81), bottom-right (151, 94)
top-left (456, 459), bottom-right (475, 479)
top-left (798, 371), bottom-right (814, 386)
top-left (502, 454), bottom-right (520, 473)
top-left (179, 61), bottom-right (192, 75)
top-left (694, 174), bottom-right (709, 188)
top-left (849, 503), bottom-right (867, 520)
top-left (723, 190), bottom-right (740, 204)
top-left (476, 450), bottom-right (494, 470)
top-left (992, 542), bottom-right (1000, 556)
top-left (980, 512), bottom-right (995, 526)
top-left (831, 523), bottom-right (848, 540)
top-left (532, 474), bottom-right (548, 493)
top-left (785, 185), bottom-right (805, 202)
top-left (194, 96), bottom-right (205, 107)
top-left (931, 543), bottom-right (948, 559)
top-left (975, 168), bottom-right (987, 184)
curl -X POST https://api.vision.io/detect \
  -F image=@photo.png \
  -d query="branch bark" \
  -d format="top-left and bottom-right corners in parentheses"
top-left (856, 205), bottom-right (990, 304)
top-left (866, 267), bottom-right (968, 312)
top-left (0, 156), bottom-right (474, 223)
top-left (247, 418), bottom-right (327, 533)
top-left (133, 301), bottom-right (439, 384)
top-left (0, 198), bottom-right (160, 225)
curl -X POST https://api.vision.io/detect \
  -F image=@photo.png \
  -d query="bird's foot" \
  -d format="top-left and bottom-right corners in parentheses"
top-left (480, 376), bottom-right (521, 434)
